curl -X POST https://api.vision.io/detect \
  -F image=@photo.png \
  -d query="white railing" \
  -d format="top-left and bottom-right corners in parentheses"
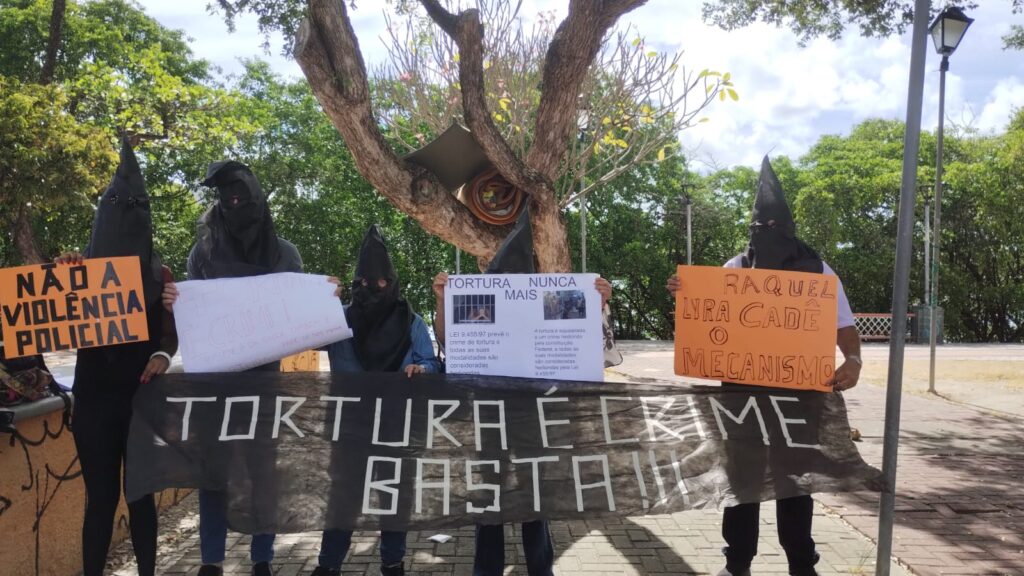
top-left (854, 313), bottom-right (915, 342)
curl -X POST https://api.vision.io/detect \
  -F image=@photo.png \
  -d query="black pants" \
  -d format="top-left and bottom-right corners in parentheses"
top-left (722, 495), bottom-right (818, 575)
top-left (473, 520), bottom-right (554, 576)
top-left (73, 398), bottom-right (157, 576)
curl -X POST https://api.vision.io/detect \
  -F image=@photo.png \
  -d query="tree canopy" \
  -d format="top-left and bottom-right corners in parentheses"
top-left (701, 1), bottom-right (1023, 47)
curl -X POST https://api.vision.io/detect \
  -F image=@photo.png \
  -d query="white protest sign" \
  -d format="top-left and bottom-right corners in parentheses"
top-left (444, 273), bottom-right (603, 382)
top-left (173, 273), bottom-right (351, 372)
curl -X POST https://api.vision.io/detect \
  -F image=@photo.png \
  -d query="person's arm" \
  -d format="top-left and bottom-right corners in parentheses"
top-left (185, 243), bottom-right (202, 280)
top-left (824, 263), bottom-right (860, 391)
top-left (595, 276), bottom-right (612, 308)
top-left (405, 316), bottom-right (442, 377)
top-left (431, 272), bottom-right (448, 348)
top-left (141, 266), bottom-right (178, 384)
top-left (829, 326), bottom-right (862, 391)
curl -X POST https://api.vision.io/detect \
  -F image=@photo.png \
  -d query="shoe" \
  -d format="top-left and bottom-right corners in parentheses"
top-left (198, 566), bottom-right (223, 576)
top-left (717, 567), bottom-right (751, 576)
top-left (253, 561), bottom-right (275, 576)
top-left (380, 562), bottom-right (405, 576)
top-left (310, 567), bottom-right (340, 576)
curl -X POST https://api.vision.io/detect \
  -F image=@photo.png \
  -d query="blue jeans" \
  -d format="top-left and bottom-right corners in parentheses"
top-left (473, 521), bottom-right (554, 576)
top-left (318, 530), bottom-right (407, 569)
top-left (198, 489), bottom-right (276, 564)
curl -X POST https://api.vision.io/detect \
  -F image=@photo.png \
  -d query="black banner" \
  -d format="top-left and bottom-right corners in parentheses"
top-left (126, 373), bottom-right (884, 534)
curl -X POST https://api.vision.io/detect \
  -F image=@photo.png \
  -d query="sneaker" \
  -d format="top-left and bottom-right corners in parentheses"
top-left (198, 566), bottom-right (223, 576)
top-left (310, 567), bottom-right (340, 576)
top-left (253, 562), bottom-right (275, 576)
top-left (716, 568), bottom-right (751, 576)
top-left (380, 562), bottom-right (405, 576)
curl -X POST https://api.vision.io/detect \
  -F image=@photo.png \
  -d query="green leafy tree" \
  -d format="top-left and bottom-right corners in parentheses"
top-left (701, 1), bottom-right (1022, 47)
top-left (0, 78), bottom-right (115, 263)
top-left (567, 152), bottom-right (749, 339)
top-left (777, 116), bottom-right (1023, 342)
top-left (939, 110), bottom-right (1024, 341)
top-left (0, 0), bottom-right (256, 266)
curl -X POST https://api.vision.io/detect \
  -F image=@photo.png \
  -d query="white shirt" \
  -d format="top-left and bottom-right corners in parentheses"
top-left (723, 255), bottom-right (855, 329)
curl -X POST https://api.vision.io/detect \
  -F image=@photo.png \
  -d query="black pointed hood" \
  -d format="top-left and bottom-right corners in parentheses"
top-left (194, 160), bottom-right (286, 277)
top-left (86, 137), bottom-right (162, 305)
top-left (347, 225), bottom-right (413, 372)
top-left (485, 208), bottom-right (535, 274)
top-left (354, 224), bottom-right (398, 284)
top-left (741, 157), bottom-right (822, 273)
top-left (752, 156), bottom-right (796, 237)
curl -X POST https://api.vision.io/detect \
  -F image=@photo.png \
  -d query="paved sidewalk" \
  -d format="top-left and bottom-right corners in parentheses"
top-left (132, 493), bottom-right (897, 576)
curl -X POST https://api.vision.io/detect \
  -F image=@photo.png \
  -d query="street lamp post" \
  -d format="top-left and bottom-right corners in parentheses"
top-left (578, 105), bottom-right (590, 273)
top-left (917, 184), bottom-right (931, 308)
top-left (927, 6), bottom-right (973, 395)
top-left (667, 183), bottom-right (693, 265)
top-left (684, 193), bottom-right (693, 265)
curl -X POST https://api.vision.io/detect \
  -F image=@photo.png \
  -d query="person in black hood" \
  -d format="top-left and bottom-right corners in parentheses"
top-left (666, 157), bottom-right (862, 576)
top-left (430, 209), bottom-right (612, 576)
top-left (54, 137), bottom-right (178, 576)
top-left (186, 160), bottom-right (302, 279)
top-left (345, 225), bottom-right (414, 372)
top-left (740, 156), bottom-right (824, 273)
top-left (312, 225), bottom-right (441, 576)
top-left (161, 161), bottom-right (303, 576)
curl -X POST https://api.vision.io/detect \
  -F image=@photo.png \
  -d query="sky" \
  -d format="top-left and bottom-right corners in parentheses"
top-left (138, 0), bottom-right (1024, 171)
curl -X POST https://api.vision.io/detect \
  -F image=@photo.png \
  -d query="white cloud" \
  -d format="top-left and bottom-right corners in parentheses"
top-left (977, 78), bottom-right (1024, 132)
top-left (135, 0), bottom-right (1024, 170)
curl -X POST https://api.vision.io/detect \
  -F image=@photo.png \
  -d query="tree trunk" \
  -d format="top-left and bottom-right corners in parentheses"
top-left (296, 0), bottom-right (642, 273)
top-left (530, 200), bottom-right (572, 272)
top-left (40, 0), bottom-right (66, 85)
top-left (16, 0), bottom-right (67, 266)
top-left (13, 206), bottom-right (44, 264)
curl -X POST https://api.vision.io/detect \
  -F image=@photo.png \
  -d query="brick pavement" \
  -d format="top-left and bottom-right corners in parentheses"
top-left (135, 495), bottom-right (899, 575)
top-left (816, 382), bottom-right (1024, 576)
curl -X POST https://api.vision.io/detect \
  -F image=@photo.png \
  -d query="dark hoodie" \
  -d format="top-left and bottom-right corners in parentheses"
top-left (740, 157), bottom-right (823, 274)
top-left (346, 225), bottom-right (413, 371)
top-left (188, 161), bottom-right (302, 279)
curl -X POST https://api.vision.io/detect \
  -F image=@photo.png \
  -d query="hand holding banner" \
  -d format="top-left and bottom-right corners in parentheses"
top-left (0, 257), bottom-right (149, 358)
top-left (673, 265), bottom-right (838, 391)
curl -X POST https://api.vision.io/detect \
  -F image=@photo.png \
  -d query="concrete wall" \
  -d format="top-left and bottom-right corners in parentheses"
top-left (0, 403), bottom-right (188, 576)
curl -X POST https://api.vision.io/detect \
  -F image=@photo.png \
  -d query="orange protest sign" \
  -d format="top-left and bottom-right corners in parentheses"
top-left (0, 257), bottom-right (150, 358)
top-left (673, 265), bottom-right (838, 391)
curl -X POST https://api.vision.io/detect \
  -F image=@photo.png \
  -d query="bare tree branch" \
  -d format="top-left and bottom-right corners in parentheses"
top-left (295, 0), bottom-right (506, 259)
top-left (525, 0), bottom-right (646, 177)
top-left (418, 0), bottom-right (550, 201)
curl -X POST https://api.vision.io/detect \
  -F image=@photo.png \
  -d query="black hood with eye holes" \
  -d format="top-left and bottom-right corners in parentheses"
top-left (740, 157), bottom-right (823, 273)
top-left (86, 137), bottom-right (162, 306)
top-left (346, 225), bottom-right (412, 372)
top-left (194, 160), bottom-right (291, 278)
